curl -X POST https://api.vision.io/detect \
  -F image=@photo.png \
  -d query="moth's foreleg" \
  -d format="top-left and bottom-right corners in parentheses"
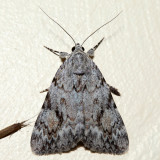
top-left (40, 88), bottom-right (49, 93)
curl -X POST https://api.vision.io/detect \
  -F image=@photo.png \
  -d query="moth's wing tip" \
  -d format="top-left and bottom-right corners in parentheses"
top-left (115, 145), bottom-right (129, 155)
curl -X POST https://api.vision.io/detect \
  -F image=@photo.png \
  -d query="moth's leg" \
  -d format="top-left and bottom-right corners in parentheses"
top-left (40, 88), bottom-right (49, 93)
top-left (108, 85), bottom-right (121, 96)
top-left (44, 46), bottom-right (70, 59)
top-left (87, 37), bottom-right (104, 57)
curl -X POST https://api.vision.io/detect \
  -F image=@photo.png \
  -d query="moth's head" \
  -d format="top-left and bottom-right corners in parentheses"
top-left (71, 43), bottom-right (85, 52)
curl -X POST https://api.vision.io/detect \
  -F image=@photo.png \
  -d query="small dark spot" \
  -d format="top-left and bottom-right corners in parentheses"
top-left (108, 93), bottom-right (112, 104)
top-left (83, 85), bottom-right (87, 91)
top-left (113, 103), bottom-right (117, 109)
top-left (42, 103), bottom-right (45, 109)
top-left (96, 109), bottom-right (104, 125)
top-left (60, 98), bottom-right (66, 105)
top-left (72, 46), bottom-right (75, 52)
top-left (46, 93), bottom-right (51, 110)
top-left (74, 72), bottom-right (85, 75)
top-left (101, 78), bottom-right (106, 85)
top-left (52, 77), bottom-right (57, 86)
top-left (55, 109), bottom-right (63, 128)
top-left (93, 98), bottom-right (99, 104)
top-left (61, 58), bottom-right (66, 63)
top-left (73, 85), bottom-right (77, 92)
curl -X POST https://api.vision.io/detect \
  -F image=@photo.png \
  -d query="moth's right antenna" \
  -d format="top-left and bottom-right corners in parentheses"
top-left (82, 11), bottom-right (122, 46)
top-left (40, 7), bottom-right (76, 45)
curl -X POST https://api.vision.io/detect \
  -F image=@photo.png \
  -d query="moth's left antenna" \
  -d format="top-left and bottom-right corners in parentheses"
top-left (39, 7), bottom-right (76, 45)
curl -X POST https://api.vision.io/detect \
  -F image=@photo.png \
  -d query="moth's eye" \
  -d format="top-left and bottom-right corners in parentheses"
top-left (72, 47), bottom-right (75, 52)
top-left (82, 47), bottom-right (85, 51)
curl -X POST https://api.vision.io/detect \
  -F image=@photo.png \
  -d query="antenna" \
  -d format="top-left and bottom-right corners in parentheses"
top-left (81, 11), bottom-right (122, 45)
top-left (39, 7), bottom-right (76, 45)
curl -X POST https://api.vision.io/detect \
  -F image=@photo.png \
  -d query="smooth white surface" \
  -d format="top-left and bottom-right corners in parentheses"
top-left (0, 0), bottom-right (160, 160)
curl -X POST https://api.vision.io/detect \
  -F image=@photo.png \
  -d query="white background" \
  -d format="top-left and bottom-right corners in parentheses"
top-left (0, 0), bottom-right (160, 160)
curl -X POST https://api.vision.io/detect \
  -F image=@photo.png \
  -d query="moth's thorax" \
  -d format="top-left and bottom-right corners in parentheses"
top-left (71, 51), bottom-right (89, 75)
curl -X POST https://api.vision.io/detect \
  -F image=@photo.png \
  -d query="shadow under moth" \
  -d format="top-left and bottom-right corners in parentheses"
top-left (31, 9), bottom-right (129, 155)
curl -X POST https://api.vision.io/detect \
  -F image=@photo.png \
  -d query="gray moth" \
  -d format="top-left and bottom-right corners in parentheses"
top-left (31, 9), bottom-right (129, 155)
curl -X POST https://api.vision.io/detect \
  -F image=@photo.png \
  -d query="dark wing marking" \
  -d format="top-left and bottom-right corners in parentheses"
top-left (31, 62), bottom-right (84, 155)
top-left (82, 62), bottom-right (129, 154)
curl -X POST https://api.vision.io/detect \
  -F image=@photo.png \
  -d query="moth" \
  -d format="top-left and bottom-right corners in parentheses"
top-left (31, 9), bottom-right (129, 155)
top-left (0, 120), bottom-right (29, 139)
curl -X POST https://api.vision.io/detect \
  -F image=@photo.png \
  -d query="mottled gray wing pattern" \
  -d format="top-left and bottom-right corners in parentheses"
top-left (31, 61), bottom-right (85, 155)
top-left (31, 52), bottom-right (129, 155)
top-left (82, 62), bottom-right (129, 154)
